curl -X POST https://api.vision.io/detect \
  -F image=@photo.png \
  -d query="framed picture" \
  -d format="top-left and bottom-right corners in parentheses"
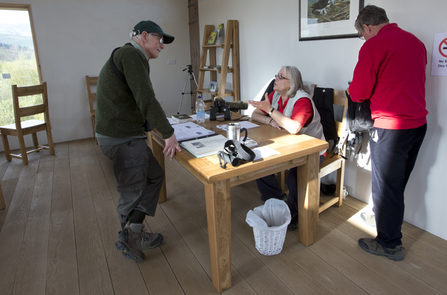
top-left (299, 0), bottom-right (364, 41)
top-left (208, 81), bottom-right (218, 92)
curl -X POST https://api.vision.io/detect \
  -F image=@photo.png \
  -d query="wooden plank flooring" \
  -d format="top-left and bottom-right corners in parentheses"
top-left (0, 138), bottom-right (446, 295)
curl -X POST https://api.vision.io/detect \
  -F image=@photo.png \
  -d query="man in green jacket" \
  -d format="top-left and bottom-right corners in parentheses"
top-left (96, 20), bottom-right (181, 262)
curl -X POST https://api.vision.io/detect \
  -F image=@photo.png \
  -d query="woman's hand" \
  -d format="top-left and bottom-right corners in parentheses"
top-left (248, 93), bottom-right (272, 113)
top-left (269, 119), bottom-right (282, 130)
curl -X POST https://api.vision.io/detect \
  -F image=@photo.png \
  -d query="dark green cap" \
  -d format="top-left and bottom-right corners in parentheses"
top-left (132, 20), bottom-right (175, 44)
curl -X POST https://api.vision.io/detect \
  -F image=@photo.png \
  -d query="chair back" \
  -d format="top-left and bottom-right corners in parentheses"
top-left (310, 84), bottom-right (348, 154)
top-left (12, 82), bottom-right (50, 131)
top-left (85, 75), bottom-right (98, 116)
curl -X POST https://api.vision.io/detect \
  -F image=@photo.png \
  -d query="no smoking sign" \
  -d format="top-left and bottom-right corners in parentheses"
top-left (431, 33), bottom-right (447, 76)
top-left (439, 38), bottom-right (447, 58)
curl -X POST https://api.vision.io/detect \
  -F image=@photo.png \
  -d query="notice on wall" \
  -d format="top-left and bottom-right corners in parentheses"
top-left (431, 32), bottom-right (447, 76)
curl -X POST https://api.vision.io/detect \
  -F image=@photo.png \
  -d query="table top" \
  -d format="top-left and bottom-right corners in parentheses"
top-left (152, 115), bottom-right (328, 185)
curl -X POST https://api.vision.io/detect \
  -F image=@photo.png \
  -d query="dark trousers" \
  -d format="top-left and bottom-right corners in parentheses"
top-left (370, 124), bottom-right (426, 248)
top-left (100, 138), bottom-right (164, 224)
top-left (256, 155), bottom-right (325, 217)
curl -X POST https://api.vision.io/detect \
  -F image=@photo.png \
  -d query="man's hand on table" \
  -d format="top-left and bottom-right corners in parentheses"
top-left (163, 134), bottom-right (182, 161)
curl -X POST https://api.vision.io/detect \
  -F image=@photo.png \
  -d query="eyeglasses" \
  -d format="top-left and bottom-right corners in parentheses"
top-left (275, 73), bottom-right (288, 80)
top-left (358, 24), bottom-right (370, 40)
top-left (149, 33), bottom-right (164, 44)
top-left (358, 31), bottom-right (365, 40)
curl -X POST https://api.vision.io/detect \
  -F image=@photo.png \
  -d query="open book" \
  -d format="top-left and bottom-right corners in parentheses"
top-left (173, 122), bottom-right (215, 142)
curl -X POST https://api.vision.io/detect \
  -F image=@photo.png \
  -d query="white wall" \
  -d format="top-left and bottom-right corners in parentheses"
top-left (1, 0), bottom-right (191, 148)
top-left (2, 0), bottom-right (446, 241)
top-left (198, 0), bottom-right (447, 241)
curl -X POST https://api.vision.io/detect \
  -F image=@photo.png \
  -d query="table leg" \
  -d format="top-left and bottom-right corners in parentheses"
top-left (204, 180), bottom-right (232, 292)
top-left (296, 152), bottom-right (319, 246)
top-left (148, 132), bottom-right (167, 203)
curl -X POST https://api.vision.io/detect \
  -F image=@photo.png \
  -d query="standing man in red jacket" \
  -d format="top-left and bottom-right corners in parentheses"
top-left (349, 5), bottom-right (428, 261)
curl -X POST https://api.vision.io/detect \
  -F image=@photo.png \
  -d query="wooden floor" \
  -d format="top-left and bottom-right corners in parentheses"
top-left (0, 138), bottom-right (446, 295)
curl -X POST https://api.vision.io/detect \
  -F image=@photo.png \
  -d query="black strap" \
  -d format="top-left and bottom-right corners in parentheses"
top-left (218, 140), bottom-right (255, 169)
top-left (109, 43), bottom-right (132, 84)
top-left (225, 140), bottom-right (255, 161)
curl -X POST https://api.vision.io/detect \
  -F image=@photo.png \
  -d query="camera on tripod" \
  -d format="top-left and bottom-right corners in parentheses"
top-left (183, 64), bottom-right (193, 74)
top-left (209, 96), bottom-right (248, 121)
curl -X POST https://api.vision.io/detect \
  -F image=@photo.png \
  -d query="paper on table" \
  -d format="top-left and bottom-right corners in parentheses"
top-left (172, 122), bottom-right (215, 142)
top-left (252, 146), bottom-right (280, 161)
top-left (216, 121), bottom-right (260, 131)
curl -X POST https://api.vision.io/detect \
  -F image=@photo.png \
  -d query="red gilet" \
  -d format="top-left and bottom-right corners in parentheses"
top-left (349, 23), bottom-right (428, 130)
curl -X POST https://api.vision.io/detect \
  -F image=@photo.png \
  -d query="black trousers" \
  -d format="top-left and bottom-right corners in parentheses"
top-left (256, 155), bottom-right (325, 217)
top-left (370, 124), bottom-right (427, 248)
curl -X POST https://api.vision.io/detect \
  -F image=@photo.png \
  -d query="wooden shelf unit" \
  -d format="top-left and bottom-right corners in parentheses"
top-left (197, 20), bottom-right (240, 109)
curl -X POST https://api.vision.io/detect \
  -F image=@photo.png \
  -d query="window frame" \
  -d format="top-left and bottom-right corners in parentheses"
top-left (0, 3), bottom-right (42, 82)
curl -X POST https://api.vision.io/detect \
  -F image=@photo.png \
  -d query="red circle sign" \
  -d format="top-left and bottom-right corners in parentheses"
top-left (439, 38), bottom-right (447, 58)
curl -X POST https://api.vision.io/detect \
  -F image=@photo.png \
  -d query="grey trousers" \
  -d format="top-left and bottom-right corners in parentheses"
top-left (100, 138), bottom-right (164, 224)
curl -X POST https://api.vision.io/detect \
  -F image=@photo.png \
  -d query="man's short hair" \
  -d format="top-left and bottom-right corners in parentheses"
top-left (355, 5), bottom-right (389, 33)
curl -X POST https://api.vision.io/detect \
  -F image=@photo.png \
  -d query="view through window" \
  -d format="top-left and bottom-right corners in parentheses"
top-left (0, 7), bottom-right (41, 126)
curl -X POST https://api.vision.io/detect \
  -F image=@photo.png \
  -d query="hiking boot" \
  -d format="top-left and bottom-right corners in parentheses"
top-left (288, 215), bottom-right (298, 231)
top-left (358, 238), bottom-right (404, 261)
top-left (141, 231), bottom-right (164, 250)
top-left (115, 222), bottom-right (145, 262)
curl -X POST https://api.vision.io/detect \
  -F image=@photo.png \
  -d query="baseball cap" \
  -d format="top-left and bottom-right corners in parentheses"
top-left (132, 20), bottom-right (175, 44)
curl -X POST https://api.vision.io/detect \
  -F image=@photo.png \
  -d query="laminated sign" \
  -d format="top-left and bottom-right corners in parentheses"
top-left (431, 32), bottom-right (447, 76)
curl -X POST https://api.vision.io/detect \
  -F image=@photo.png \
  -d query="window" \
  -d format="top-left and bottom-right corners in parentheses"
top-left (0, 4), bottom-right (42, 125)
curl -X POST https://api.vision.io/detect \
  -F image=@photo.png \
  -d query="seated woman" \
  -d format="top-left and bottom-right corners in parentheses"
top-left (248, 66), bottom-right (326, 230)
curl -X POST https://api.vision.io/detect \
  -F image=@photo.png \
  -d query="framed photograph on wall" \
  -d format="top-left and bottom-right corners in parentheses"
top-left (208, 81), bottom-right (218, 92)
top-left (299, 0), bottom-right (364, 41)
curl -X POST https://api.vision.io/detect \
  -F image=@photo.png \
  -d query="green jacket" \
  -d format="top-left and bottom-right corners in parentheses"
top-left (95, 43), bottom-right (174, 139)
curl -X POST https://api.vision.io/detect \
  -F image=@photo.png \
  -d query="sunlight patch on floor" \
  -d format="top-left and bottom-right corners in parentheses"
top-left (347, 209), bottom-right (377, 237)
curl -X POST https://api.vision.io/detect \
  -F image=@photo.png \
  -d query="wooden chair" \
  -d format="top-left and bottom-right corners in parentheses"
top-left (85, 75), bottom-right (98, 143)
top-left (279, 84), bottom-right (348, 218)
top-left (311, 84), bottom-right (348, 217)
top-left (0, 82), bottom-right (55, 165)
top-left (0, 182), bottom-right (5, 210)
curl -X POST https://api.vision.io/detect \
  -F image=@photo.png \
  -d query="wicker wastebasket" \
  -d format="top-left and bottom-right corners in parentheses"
top-left (246, 198), bottom-right (291, 256)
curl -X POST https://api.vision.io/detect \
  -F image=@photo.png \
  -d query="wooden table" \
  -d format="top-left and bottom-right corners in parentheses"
top-left (148, 118), bottom-right (328, 292)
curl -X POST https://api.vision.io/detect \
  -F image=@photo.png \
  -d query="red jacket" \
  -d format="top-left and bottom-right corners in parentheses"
top-left (349, 23), bottom-right (428, 130)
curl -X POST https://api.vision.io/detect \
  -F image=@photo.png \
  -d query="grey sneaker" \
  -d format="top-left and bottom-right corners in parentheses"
top-left (141, 231), bottom-right (164, 250)
top-left (358, 238), bottom-right (404, 261)
top-left (115, 222), bottom-right (145, 262)
top-left (360, 212), bottom-right (376, 227)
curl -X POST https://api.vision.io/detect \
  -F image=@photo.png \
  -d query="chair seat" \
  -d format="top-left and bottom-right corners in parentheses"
top-left (319, 151), bottom-right (344, 178)
top-left (0, 119), bottom-right (45, 130)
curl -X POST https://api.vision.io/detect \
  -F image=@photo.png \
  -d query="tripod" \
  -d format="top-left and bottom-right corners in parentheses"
top-left (177, 65), bottom-right (198, 115)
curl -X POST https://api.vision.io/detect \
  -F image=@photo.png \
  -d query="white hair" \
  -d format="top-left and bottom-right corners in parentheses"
top-left (130, 31), bottom-right (142, 41)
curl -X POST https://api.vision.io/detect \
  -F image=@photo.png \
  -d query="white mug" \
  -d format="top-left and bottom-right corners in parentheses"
top-left (226, 123), bottom-right (247, 142)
